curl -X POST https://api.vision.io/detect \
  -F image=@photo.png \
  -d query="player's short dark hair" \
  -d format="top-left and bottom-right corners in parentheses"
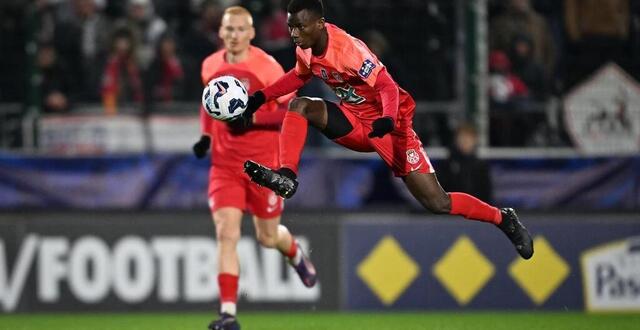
top-left (287, 0), bottom-right (324, 17)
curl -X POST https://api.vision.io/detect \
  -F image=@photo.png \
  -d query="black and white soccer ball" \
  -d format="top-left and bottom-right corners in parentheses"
top-left (202, 75), bottom-right (248, 121)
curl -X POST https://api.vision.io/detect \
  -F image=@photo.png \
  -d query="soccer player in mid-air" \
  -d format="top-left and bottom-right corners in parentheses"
top-left (193, 6), bottom-right (316, 330)
top-left (236, 0), bottom-right (534, 260)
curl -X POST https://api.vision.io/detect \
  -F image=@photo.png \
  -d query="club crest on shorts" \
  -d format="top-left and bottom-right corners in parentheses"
top-left (406, 149), bottom-right (420, 164)
top-left (268, 192), bottom-right (279, 206)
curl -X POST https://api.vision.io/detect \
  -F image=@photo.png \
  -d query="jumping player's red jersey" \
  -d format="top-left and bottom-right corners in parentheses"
top-left (200, 46), bottom-right (292, 169)
top-left (294, 23), bottom-right (415, 123)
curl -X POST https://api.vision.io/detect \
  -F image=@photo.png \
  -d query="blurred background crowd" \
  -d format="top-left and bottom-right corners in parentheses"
top-left (0, 0), bottom-right (639, 149)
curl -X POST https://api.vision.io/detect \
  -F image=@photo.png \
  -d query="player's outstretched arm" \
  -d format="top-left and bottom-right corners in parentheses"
top-left (261, 69), bottom-right (310, 103)
top-left (228, 70), bottom-right (309, 131)
top-left (368, 69), bottom-right (400, 138)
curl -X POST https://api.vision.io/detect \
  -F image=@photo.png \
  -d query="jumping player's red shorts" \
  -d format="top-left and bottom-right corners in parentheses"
top-left (332, 107), bottom-right (434, 177)
top-left (208, 166), bottom-right (284, 219)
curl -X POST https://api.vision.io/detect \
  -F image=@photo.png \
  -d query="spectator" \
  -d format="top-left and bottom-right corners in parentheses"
top-left (489, 51), bottom-right (529, 105)
top-left (488, 50), bottom-right (535, 146)
top-left (146, 33), bottom-right (185, 106)
top-left (438, 123), bottom-right (493, 204)
top-left (116, 0), bottom-right (167, 69)
top-left (30, 0), bottom-right (58, 44)
top-left (258, 0), bottom-right (295, 70)
top-left (101, 28), bottom-right (144, 114)
top-left (565, 0), bottom-right (629, 43)
top-left (55, 0), bottom-right (112, 101)
top-left (0, 0), bottom-right (28, 102)
top-left (563, 0), bottom-right (632, 89)
top-left (490, 0), bottom-right (555, 80)
top-left (362, 29), bottom-right (410, 89)
top-left (181, 0), bottom-right (222, 99)
top-left (35, 43), bottom-right (73, 114)
top-left (509, 34), bottom-right (547, 100)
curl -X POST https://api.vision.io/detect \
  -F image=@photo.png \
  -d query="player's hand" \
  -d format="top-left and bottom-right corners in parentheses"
top-left (246, 90), bottom-right (266, 116)
top-left (227, 111), bottom-right (254, 132)
top-left (192, 135), bottom-right (211, 159)
top-left (368, 116), bottom-right (394, 138)
top-left (227, 90), bottom-right (265, 133)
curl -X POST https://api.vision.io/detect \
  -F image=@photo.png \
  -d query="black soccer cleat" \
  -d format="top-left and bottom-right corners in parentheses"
top-left (244, 160), bottom-right (298, 199)
top-left (496, 208), bottom-right (534, 259)
top-left (208, 313), bottom-right (240, 330)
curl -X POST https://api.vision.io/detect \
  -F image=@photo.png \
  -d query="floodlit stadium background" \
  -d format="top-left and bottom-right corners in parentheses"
top-left (1, 0), bottom-right (639, 329)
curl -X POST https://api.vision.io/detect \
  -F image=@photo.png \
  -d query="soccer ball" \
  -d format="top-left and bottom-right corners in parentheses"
top-left (202, 75), bottom-right (248, 121)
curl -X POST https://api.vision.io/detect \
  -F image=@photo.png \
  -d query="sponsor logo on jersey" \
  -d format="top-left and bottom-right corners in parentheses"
top-left (320, 68), bottom-right (329, 80)
top-left (334, 85), bottom-right (365, 104)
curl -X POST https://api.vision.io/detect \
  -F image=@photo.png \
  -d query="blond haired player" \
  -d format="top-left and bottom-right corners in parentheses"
top-left (192, 6), bottom-right (316, 330)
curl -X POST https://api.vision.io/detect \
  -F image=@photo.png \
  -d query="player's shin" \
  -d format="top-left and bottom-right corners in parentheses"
top-left (279, 111), bottom-right (308, 174)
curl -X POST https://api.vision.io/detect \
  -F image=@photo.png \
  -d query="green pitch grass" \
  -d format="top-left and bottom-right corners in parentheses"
top-left (1, 311), bottom-right (639, 330)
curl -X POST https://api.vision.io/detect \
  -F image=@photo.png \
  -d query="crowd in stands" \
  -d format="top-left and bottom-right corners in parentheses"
top-left (0, 0), bottom-right (638, 147)
top-left (488, 0), bottom-right (640, 146)
top-left (0, 0), bottom-right (451, 113)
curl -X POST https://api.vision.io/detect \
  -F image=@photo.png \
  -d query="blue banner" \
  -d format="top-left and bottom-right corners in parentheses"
top-left (342, 214), bottom-right (640, 310)
top-left (0, 154), bottom-right (208, 209)
top-left (1, 153), bottom-right (638, 211)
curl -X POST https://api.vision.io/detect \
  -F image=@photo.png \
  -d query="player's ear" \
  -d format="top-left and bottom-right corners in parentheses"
top-left (249, 26), bottom-right (256, 41)
top-left (317, 17), bottom-right (325, 29)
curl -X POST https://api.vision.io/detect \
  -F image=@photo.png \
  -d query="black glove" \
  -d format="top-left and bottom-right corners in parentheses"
top-left (246, 90), bottom-right (266, 115)
top-left (368, 116), bottom-right (395, 138)
top-left (227, 111), bottom-right (254, 132)
top-left (227, 90), bottom-right (265, 132)
top-left (192, 135), bottom-right (211, 159)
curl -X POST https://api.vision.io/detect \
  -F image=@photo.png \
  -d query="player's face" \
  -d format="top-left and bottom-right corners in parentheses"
top-left (287, 10), bottom-right (324, 49)
top-left (219, 13), bottom-right (255, 55)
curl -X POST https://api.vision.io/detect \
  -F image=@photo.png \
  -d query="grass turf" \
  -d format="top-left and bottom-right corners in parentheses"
top-left (1, 312), bottom-right (639, 330)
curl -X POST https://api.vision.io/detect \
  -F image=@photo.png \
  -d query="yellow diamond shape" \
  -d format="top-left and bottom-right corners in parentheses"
top-left (433, 236), bottom-right (495, 305)
top-left (356, 235), bottom-right (420, 305)
top-left (509, 236), bottom-right (570, 305)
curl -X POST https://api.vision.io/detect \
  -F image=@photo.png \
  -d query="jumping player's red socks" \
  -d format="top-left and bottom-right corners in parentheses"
top-left (449, 192), bottom-right (502, 224)
top-left (285, 238), bottom-right (298, 259)
top-left (218, 273), bottom-right (239, 304)
top-left (279, 111), bottom-right (308, 174)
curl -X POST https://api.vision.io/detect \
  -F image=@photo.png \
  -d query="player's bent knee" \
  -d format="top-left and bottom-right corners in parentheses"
top-left (288, 97), bottom-right (310, 113)
top-left (289, 97), bottom-right (323, 119)
top-left (256, 232), bottom-right (278, 248)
